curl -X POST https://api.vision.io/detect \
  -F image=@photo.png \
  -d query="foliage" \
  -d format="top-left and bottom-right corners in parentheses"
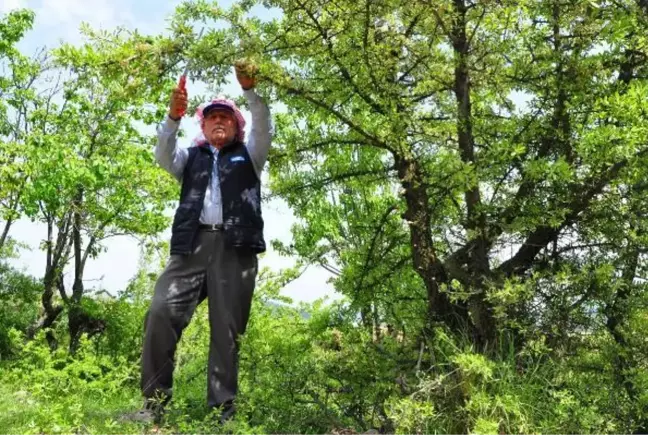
top-left (2, 1), bottom-right (648, 433)
top-left (1, 280), bottom-right (646, 433)
top-left (166, 0), bottom-right (648, 430)
top-left (0, 9), bottom-right (180, 351)
top-left (0, 8), bottom-right (35, 257)
top-left (0, 329), bottom-right (141, 434)
top-left (0, 263), bottom-right (40, 359)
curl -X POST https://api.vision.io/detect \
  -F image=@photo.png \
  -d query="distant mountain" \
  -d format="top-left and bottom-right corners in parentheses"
top-left (264, 300), bottom-right (311, 319)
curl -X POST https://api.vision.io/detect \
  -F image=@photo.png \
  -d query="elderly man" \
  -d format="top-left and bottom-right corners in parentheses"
top-left (128, 62), bottom-right (272, 424)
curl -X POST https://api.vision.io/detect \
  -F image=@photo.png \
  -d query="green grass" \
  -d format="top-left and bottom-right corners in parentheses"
top-left (0, 360), bottom-right (264, 434)
top-left (0, 377), bottom-right (138, 433)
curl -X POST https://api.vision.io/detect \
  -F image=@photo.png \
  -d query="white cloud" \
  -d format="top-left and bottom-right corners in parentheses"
top-left (33, 0), bottom-right (135, 42)
top-left (0, 0), bottom-right (27, 14)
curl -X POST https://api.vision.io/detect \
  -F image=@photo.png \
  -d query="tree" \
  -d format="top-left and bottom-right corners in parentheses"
top-left (0, 16), bottom-right (182, 351)
top-left (34, 29), bottom-right (180, 352)
top-left (0, 9), bottom-right (36, 256)
top-left (166, 0), bottom-right (648, 428)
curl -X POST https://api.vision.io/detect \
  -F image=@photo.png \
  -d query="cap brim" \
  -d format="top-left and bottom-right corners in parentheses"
top-left (202, 103), bottom-right (234, 117)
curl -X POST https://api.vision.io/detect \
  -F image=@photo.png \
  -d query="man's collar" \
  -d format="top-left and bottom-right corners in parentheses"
top-left (199, 139), bottom-right (238, 152)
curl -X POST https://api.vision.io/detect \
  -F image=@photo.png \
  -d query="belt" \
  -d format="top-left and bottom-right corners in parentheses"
top-left (198, 223), bottom-right (224, 231)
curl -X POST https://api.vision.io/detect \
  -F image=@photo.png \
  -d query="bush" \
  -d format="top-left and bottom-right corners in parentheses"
top-left (0, 330), bottom-right (141, 434)
top-left (0, 263), bottom-right (41, 360)
top-left (0, 268), bottom-right (646, 433)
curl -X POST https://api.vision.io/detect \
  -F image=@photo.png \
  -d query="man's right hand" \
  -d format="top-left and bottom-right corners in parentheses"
top-left (168, 86), bottom-right (188, 120)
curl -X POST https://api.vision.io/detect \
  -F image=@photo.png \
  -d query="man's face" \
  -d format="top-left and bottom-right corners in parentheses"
top-left (202, 108), bottom-right (237, 148)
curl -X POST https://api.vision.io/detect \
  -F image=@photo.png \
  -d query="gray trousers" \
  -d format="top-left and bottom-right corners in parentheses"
top-left (141, 228), bottom-right (258, 408)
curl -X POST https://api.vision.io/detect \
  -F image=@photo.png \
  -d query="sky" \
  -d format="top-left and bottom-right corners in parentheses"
top-left (1, 0), bottom-right (338, 304)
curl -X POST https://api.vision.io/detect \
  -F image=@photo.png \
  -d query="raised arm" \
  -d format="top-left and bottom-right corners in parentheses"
top-left (154, 85), bottom-right (189, 181)
top-left (154, 117), bottom-right (188, 181)
top-left (243, 89), bottom-right (273, 177)
top-left (235, 60), bottom-right (274, 177)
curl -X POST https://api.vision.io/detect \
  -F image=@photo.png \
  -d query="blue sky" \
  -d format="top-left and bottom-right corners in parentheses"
top-left (2, 0), bottom-right (337, 304)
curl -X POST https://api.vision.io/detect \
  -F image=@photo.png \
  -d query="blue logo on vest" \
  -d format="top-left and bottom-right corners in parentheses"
top-left (230, 156), bottom-right (245, 162)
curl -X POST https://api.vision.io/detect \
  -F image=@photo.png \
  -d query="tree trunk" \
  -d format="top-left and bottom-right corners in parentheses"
top-left (68, 304), bottom-right (106, 354)
top-left (69, 188), bottom-right (85, 353)
top-left (27, 300), bottom-right (63, 348)
top-left (451, 0), bottom-right (496, 347)
top-left (605, 245), bottom-right (647, 433)
top-left (395, 154), bottom-right (468, 332)
top-left (0, 192), bottom-right (21, 255)
top-left (360, 306), bottom-right (372, 331)
top-left (67, 187), bottom-right (106, 353)
top-left (29, 212), bottom-right (72, 347)
top-left (27, 268), bottom-right (64, 349)
top-left (0, 217), bottom-right (14, 254)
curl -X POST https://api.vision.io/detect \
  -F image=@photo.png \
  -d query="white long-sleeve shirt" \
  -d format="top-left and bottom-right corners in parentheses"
top-left (154, 89), bottom-right (273, 224)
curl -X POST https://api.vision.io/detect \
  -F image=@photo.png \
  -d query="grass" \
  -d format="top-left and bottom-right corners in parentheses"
top-left (0, 373), bottom-right (144, 434)
top-left (0, 361), bottom-right (264, 434)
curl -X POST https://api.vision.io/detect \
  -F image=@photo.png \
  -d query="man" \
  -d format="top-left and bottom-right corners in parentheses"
top-left (127, 61), bottom-right (272, 424)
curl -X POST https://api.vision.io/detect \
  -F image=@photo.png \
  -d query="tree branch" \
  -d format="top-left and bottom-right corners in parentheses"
top-left (353, 204), bottom-right (398, 298)
top-left (498, 146), bottom-right (648, 277)
top-left (296, 0), bottom-right (386, 115)
top-left (266, 74), bottom-right (392, 150)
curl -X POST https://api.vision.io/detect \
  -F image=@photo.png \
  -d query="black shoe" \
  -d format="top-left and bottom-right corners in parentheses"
top-left (210, 401), bottom-right (236, 424)
top-left (218, 401), bottom-right (236, 425)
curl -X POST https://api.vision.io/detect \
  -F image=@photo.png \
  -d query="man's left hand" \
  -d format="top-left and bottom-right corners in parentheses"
top-left (235, 59), bottom-right (258, 90)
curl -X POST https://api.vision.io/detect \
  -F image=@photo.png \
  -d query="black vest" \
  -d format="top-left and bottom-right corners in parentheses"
top-left (169, 142), bottom-right (266, 255)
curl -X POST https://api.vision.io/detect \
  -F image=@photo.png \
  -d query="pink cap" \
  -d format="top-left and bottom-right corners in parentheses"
top-left (191, 97), bottom-right (246, 147)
